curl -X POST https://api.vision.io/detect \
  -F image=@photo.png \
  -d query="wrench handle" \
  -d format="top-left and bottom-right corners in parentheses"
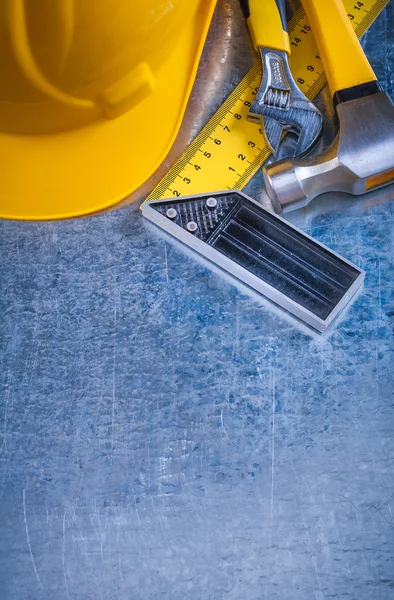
top-left (240, 0), bottom-right (290, 54)
top-left (302, 0), bottom-right (377, 99)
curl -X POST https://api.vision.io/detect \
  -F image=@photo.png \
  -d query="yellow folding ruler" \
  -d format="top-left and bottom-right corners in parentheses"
top-left (145, 0), bottom-right (388, 203)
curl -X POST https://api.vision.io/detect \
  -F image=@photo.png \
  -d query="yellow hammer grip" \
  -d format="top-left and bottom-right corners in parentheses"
top-left (245, 0), bottom-right (290, 54)
top-left (302, 0), bottom-right (376, 94)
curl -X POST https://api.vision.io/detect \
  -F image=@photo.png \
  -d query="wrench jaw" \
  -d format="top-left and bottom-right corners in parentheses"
top-left (249, 49), bottom-right (291, 118)
top-left (248, 48), bottom-right (323, 157)
top-left (261, 116), bottom-right (284, 155)
top-left (291, 109), bottom-right (324, 157)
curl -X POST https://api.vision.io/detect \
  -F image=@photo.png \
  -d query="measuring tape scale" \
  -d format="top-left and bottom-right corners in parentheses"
top-left (145, 0), bottom-right (389, 203)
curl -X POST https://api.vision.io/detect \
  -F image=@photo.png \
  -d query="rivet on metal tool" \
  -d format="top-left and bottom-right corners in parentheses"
top-left (206, 197), bottom-right (218, 210)
top-left (166, 208), bottom-right (177, 219)
top-left (186, 221), bottom-right (198, 233)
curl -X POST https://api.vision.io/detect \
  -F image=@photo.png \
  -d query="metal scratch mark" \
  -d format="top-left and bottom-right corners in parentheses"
top-left (133, 493), bottom-right (141, 532)
top-left (164, 243), bottom-right (169, 283)
top-left (195, 497), bottom-right (210, 524)
top-left (220, 405), bottom-right (230, 441)
top-left (111, 299), bottom-right (117, 454)
top-left (311, 555), bottom-right (323, 593)
top-left (62, 510), bottom-right (71, 600)
top-left (22, 489), bottom-right (44, 591)
top-left (116, 519), bottom-right (124, 582)
top-left (45, 497), bottom-right (49, 525)
top-left (0, 371), bottom-right (11, 455)
top-left (232, 299), bottom-right (240, 360)
top-left (269, 366), bottom-right (276, 549)
top-left (361, 549), bottom-right (369, 575)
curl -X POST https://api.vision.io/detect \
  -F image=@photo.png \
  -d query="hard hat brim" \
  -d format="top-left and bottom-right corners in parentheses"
top-left (0, 0), bottom-right (217, 220)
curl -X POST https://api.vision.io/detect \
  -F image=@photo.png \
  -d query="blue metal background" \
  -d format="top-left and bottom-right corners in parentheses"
top-left (1, 2), bottom-right (393, 598)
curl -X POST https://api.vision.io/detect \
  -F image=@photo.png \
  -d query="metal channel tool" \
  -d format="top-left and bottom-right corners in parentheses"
top-left (142, 191), bottom-right (364, 332)
top-left (241, 0), bottom-right (322, 156)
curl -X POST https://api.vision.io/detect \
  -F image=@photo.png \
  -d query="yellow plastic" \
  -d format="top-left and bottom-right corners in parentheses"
top-left (302, 0), bottom-right (376, 94)
top-left (0, 0), bottom-right (217, 220)
top-left (246, 0), bottom-right (290, 54)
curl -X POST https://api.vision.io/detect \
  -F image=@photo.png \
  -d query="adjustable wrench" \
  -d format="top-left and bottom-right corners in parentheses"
top-left (241, 0), bottom-right (323, 157)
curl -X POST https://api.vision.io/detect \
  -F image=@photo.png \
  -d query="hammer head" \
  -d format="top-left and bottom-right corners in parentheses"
top-left (263, 91), bottom-right (394, 213)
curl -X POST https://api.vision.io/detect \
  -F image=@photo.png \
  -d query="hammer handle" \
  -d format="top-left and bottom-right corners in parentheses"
top-left (240, 0), bottom-right (290, 54)
top-left (302, 0), bottom-right (377, 98)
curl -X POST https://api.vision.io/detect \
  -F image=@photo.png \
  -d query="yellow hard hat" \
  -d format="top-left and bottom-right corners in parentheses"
top-left (0, 0), bottom-right (217, 220)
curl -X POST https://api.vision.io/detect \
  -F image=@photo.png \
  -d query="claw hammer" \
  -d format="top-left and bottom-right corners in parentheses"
top-left (263, 0), bottom-right (394, 214)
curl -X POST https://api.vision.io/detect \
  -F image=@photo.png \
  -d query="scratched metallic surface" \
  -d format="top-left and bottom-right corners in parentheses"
top-left (1, 1), bottom-right (394, 599)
